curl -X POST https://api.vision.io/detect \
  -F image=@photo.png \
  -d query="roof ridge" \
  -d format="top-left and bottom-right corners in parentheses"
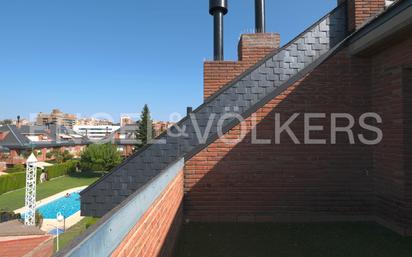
top-left (6, 124), bottom-right (24, 146)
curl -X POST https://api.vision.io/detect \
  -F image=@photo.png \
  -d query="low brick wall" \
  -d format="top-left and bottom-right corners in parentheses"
top-left (111, 170), bottom-right (184, 257)
top-left (57, 159), bottom-right (185, 257)
top-left (0, 235), bottom-right (53, 257)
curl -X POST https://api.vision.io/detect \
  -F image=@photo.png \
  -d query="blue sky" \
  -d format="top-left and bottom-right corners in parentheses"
top-left (0, 0), bottom-right (336, 122)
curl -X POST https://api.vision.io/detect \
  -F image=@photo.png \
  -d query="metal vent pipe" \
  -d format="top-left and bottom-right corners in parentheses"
top-left (255, 0), bottom-right (266, 33)
top-left (209, 0), bottom-right (228, 61)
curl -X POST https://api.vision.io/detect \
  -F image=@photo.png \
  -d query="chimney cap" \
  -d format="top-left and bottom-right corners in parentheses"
top-left (209, 0), bottom-right (228, 15)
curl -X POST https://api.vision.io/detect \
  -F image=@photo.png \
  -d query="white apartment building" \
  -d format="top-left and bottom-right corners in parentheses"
top-left (73, 125), bottom-right (120, 141)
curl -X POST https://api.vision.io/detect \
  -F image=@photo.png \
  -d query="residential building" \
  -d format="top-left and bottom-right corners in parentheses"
top-left (120, 116), bottom-right (133, 127)
top-left (56, 0), bottom-right (412, 256)
top-left (11, 118), bottom-right (29, 126)
top-left (0, 124), bottom-right (89, 166)
top-left (75, 118), bottom-right (113, 126)
top-left (73, 125), bottom-right (120, 141)
top-left (100, 124), bottom-right (139, 157)
top-left (153, 120), bottom-right (174, 136)
top-left (36, 109), bottom-right (77, 128)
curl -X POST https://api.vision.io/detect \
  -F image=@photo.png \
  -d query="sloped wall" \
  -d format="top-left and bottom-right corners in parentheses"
top-left (185, 48), bottom-right (374, 223)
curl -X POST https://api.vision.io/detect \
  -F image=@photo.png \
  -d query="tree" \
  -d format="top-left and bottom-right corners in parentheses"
top-left (79, 143), bottom-right (122, 173)
top-left (0, 119), bottom-right (12, 126)
top-left (49, 149), bottom-right (73, 164)
top-left (135, 104), bottom-right (155, 149)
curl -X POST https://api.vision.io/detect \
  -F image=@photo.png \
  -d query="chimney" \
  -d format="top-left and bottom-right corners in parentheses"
top-left (16, 115), bottom-right (21, 129)
top-left (209, 0), bottom-right (228, 61)
top-left (338, 0), bottom-right (386, 32)
top-left (204, 0), bottom-right (280, 100)
top-left (255, 0), bottom-right (266, 33)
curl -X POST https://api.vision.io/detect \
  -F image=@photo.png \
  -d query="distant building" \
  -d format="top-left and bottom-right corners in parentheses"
top-left (11, 118), bottom-right (29, 126)
top-left (100, 124), bottom-right (139, 157)
top-left (153, 121), bottom-right (174, 136)
top-left (98, 121), bottom-right (174, 157)
top-left (36, 109), bottom-right (77, 128)
top-left (0, 124), bottom-right (89, 166)
top-left (75, 118), bottom-right (113, 126)
top-left (73, 125), bottom-right (120, 141)
top-left (120, 116), bottom-right (133, 127)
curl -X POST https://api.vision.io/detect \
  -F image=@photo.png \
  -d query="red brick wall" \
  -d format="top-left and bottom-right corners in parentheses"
top-left (188, 34), bottom-right (412, 235)
top-left (404, 67), bottom-right (412, 235)
top-left (186, 48), bottom-right (374, 223)
top-left (339, 0), bottom-right (385, 32)
top-left (0, 235), bottom-right (53, 257)
top-left (111, 170), bottom-right (184, 257)
top-left (204, 33), bottom-right (280, 99)
top-left (0, 162), bottom-right (6, 172)
top-left (0, 131), bottom-right (8, 140)
top-left (370, 37), bottom-right (412, 235)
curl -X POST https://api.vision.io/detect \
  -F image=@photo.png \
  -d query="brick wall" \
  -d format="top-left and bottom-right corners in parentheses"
top-left (0, 235), bottom-right (53, 257)
top-left (204, 33), bottom-right (280, 99)
top-left (0, 162), bottom-right (6, 172)
top-left (111, 170), bottom-right (184, 257)
top-left (188, 33), bottom-right (412, 235)
top-left (186, 48), bottom-right (375, 223)
top-left (370, 36), bottom-right (412, 235)
top-left (339, 0), bottom-right (385, 32)
top-left (404, 67), bottom-right (412, 235)
top-left (0, 131), bottom-right (8, 140)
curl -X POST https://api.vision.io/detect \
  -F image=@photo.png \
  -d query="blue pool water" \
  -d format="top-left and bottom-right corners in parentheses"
top-left (37, 192), bottom-right (81, 219)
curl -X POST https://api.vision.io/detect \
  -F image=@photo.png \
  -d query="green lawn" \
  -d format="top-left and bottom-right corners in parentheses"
top-left (0, 176), bottom-right (98, 211)
top-left (175, 222), bottom-right (412, 257)
top-left (55, 216), bottom-right (99, 253)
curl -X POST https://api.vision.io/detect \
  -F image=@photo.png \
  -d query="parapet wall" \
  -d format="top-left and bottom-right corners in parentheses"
top-left (57, 159), bottom-right (185, 257)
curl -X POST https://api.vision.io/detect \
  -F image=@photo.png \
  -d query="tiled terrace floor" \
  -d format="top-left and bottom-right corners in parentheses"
top-left (174, 222), bottom-right (412, 257)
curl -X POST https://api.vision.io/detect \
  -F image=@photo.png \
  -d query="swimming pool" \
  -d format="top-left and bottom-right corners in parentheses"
top-left (37, 192), bottom-right (81, 219)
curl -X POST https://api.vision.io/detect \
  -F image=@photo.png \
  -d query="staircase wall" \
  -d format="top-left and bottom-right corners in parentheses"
top-left (185, 48), bottom-right (374, 223)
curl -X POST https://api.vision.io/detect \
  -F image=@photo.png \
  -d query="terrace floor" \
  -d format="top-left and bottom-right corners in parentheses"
top-left (174, 222), bottom-right (412, 257)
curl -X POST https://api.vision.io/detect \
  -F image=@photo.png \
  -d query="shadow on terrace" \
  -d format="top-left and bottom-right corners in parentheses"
top-left (175, 47), bottom-right (412, 257)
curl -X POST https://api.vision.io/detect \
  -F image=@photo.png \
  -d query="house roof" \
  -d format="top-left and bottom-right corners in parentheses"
top-left (99, 124), bottom-right (140, 145)
top-left (348, 0), bottom-right (412, 55)
top-left (0, 124), bottom-right (90, 150)
top-left (81, 0), bottom-right (411, 218)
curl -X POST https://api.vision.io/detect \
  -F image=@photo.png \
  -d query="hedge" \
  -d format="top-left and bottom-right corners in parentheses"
top-left (46, 160), bottom-right (78, 179)
top-left (0, 211), bottom-right (21, 223)
top-left (0, 160), bottom-right (78, 195)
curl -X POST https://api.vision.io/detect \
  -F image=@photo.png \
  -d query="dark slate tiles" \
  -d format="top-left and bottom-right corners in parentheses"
top-left (81, 5), bottom-right (347, 217)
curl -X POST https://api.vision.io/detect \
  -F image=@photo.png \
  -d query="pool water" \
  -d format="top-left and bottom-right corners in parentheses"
top-left (37, 192), bottom-right (81, 219)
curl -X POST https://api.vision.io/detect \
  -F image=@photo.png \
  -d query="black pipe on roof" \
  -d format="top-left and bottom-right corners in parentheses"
top-left (255, 0), bottom-right (266, 33)
top-left (209, 0), bottom-right (228, 61)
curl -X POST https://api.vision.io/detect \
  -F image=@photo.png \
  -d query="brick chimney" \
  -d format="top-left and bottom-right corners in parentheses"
top-left (338, 0), bottom-right (386, 32)
top-left (16, 115), bottom-right (21, 129)
top-left (203, 0), bottom-right (280, 100)
top-left (204, 33), bottom-right (280, 100)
